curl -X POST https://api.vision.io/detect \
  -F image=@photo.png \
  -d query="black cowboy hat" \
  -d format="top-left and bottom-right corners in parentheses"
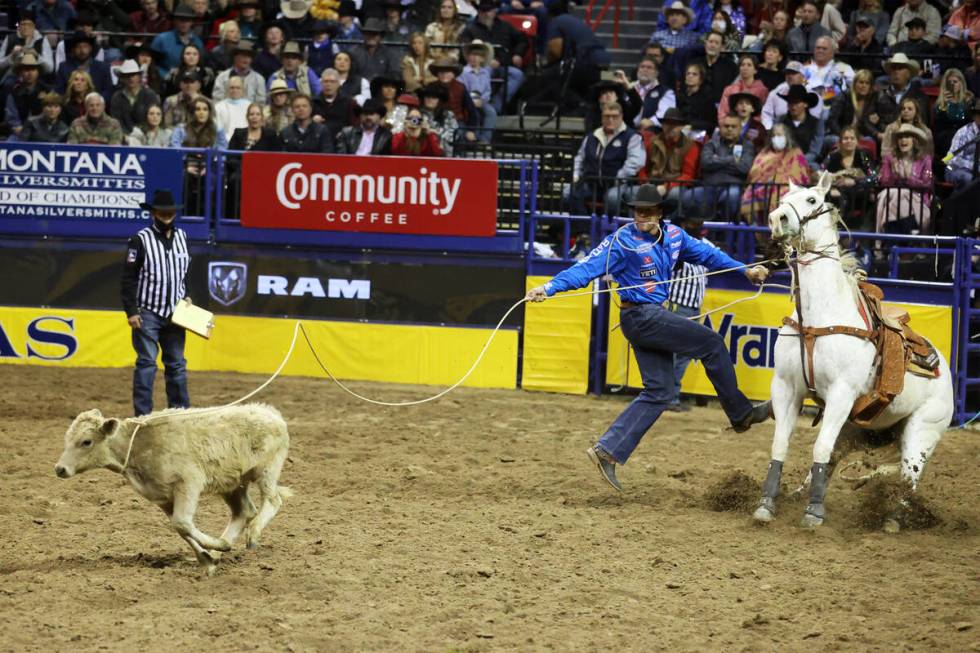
top-left (124, 40), bottom-right (163, 63)
top-left (590, 78), bottom-right (624, 100)
top-left (338, 0), bottom-right (357, 17)
top-left (140, 189), bottom-right (182, 212)
top-left (904, 16), bottom-right (926, 29)
top-left (728, 91), bottom-right (761, 115)
top-left (172, 4), bottom-right (197, 19)
top-left (428, 57), bottom-right (462, 75)
top-left (476, 0), bottom-right (498, 10)
top-left (625, 184), bottom-right (664, 208)
top-left (417, 81), bottom-right (448, 102)
top-left (357, 98), bottom-right (387, 117)
top-left (361, 17), bottom-right (387, 33)
top-left (66, 30), bottom-right (97, 50)
top-left (370, 74), bottom-right (404, 98)
top-left (661, 107), bottom-right (685, 124)
top-left (778, 84), bottom-right (818, 108)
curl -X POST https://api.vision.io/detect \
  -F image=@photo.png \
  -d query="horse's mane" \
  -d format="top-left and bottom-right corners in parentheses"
top-left (828, 206), bottom-right (867, 287)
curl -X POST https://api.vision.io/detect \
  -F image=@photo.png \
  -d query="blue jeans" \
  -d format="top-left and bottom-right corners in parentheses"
top-left (669, 303), bottom-right (701, 404)
top-left (492, 65), bottom-right (525, 107)
top-left (945, 167), bottom-right (974, 189)
top-left (132, 309), bottom-right (189, 416)
top-left (597, 303), bottom-right (753, 463)
top-left (691, 184), bottom-right (742, 220)
top-left (477, 102), bottom-right (497, 143)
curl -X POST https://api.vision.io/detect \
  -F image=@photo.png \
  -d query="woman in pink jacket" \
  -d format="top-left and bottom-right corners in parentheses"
top-left (875, 124), bottom-right (933, 233)
top-left (717, 54), bottom-right (769, 124)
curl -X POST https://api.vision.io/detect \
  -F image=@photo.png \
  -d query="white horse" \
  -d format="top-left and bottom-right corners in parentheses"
top-left (753, 172), bottom-right (953, 529)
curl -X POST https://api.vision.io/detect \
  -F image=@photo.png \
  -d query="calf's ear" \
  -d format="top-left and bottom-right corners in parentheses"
top-left (100, 418), bottom-right (119, 437)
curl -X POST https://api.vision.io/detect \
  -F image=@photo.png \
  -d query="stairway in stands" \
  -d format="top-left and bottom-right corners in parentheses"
top-left (573, 1), bottom-right (661, 72)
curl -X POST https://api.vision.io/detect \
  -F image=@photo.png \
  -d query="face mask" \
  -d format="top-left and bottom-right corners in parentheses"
top-left (712, 20), bottom-right (726, 32)
top-left (771, 135), bottom-right (787, 151)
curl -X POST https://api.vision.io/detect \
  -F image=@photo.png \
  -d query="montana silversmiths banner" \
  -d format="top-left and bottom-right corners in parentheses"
top-left (0, 142), bottom-right (192, 238)
top-left (239, 152), bottom-right (498, 236)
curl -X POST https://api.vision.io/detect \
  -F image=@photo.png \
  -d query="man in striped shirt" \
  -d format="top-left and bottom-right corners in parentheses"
top-left (666, 217), bottom-right (711, 412)
top-left (121, 189), bottom-right (192, 417)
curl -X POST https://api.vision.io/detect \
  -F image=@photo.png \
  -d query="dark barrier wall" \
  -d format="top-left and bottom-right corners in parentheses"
top-left (0, 239), bottom-right (524, 328)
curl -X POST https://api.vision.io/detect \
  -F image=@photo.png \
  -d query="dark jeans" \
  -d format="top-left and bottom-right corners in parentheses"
top-left (597, 303), bottom-right (753, 463)
top-left (669, 303), bottom-right (701, 404)
top-left (132, 309), bottom-right (189, 417)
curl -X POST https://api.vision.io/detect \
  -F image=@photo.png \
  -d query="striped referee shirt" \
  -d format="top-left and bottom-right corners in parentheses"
top-left (668, 237), bottom-right (714, 310)
top-left (121, 224), bottom-right (190, 319)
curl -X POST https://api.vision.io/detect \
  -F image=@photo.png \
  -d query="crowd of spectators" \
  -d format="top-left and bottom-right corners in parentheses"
top-left (0, 0), bottom-right (977, 234)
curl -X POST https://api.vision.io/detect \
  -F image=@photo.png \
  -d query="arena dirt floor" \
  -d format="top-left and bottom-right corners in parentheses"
top-left (1, 365), bottom-right (978, 652)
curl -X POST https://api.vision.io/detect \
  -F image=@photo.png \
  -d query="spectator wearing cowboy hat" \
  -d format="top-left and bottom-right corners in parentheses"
top-left (527, 183), bottom-right (771, 492)
top-left (778, 84), bottom-right (823, 169)
top-left (279, 0), bottom-right (317, 40)
top-left (726, 91), bottom-right (766, 151)
top-left (458, 39), bottom-right (496, 141)
top-left (885, 0), bottom-right (941, 47)
top-left (230, 0), bottom-right (264, 43)
top-left (370, 73), bottom-right (404, 118)
top-left (876, 123), bottom-right (933, 233)
top-left (56, 31), bottom-right (113, 99)
top-left (307, 20), bottom-right (340, 76)
top-left (650, 1), bottom-right (702, 53)
top-left (268, 41), bottom-right (322, 97)
top-left (129, 0), bottom-right (172, 37)
top-left (264, 78), bottom-right (295, 132)
top-left (643, 107), bottom-right (702, 211)
top-left (463, 0), bottom-right (527, 107)
top-left (417, 81), bottom-right (459, 155)
top-left (212, 40), bottom-right (267, 105)
top-left (280, 92), bottom-right (334, 152)
top-left (584, 76), bottom-right (641, 133)
top-left (0, 10), bottom-right (54, 76)
top-left (350, 17), bottom-right (403, 81)
top-left (878, 52), bottom-right (926, 127)
top-left (150, 4), bottom-right (205, 76)
top-left (125, 41), bottom-right (165, 96)
top-left (429, 56), bottom-right (479, 133)
top-left (651, 0), bottom-right (713, 34)
top-left (761, 60), bottom-right (824, 130)
top-left (4, 51), bottom-right (50, 135)
top-left (109, 59), bottom-right (162, 134)
top-left (19, 91), bottom-right (69, 142)
top-left (67, 91), bottom-right (124, 144)
top-left (944, 98), bottom-right (980, 189)
top-left (122, 188), bottom-right (192, 417)
top-left (336, 98), bottom-right (393, 154)
top-left (312, 68), bottom-right (358, 138)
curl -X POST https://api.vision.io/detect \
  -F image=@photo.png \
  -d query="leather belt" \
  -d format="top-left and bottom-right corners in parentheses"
top-left (620, 301), bottom-right (642, 310)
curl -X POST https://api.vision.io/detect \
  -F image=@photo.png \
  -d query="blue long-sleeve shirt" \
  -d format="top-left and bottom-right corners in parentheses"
top-left (544, 222), bottom-right (746, 305)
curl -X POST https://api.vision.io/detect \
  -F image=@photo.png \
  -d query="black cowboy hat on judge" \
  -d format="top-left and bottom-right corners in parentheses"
top-left (141, 189), bottom-right (182, 231)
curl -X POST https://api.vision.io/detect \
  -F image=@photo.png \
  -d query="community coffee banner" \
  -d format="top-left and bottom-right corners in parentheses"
top-left (0, 240), bottom-right (523, 327)
top-left (239, 152), bottom-right (498, 237)
top-left (0, 142), bottom-right (188, 237)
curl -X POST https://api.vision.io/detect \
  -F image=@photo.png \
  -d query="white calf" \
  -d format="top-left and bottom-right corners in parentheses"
top-left (55, 403), bottom-right (291, 572)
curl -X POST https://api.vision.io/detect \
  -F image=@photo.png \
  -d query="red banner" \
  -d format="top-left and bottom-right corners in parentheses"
top-left (239, 152), bottom-right (498, 237)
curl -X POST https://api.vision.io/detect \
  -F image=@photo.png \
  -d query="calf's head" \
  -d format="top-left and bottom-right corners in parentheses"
top-left (55, 409), bottom-right (121, 478)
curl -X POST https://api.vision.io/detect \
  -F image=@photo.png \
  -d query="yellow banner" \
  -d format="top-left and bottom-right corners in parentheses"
top-left (606, 290), bottom-right (952, 401)
top-left (0, 307), bottom-right (518, 389)
top-left (521, 276), bottom-right (593, 394)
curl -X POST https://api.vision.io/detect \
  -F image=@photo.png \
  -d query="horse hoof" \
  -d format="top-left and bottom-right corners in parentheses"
top-left (801, 513), bottom-right (824, 528)
top-left (203, 564), bottom-right (217, 577)
top-left (246, 540), bottom-right (259, 550)
top-left (213, 538), bottom-right (232, 552)
top-left (882, 518), bottom-right (901, 534)
top-left (753, 505), bottom-right (775, 523)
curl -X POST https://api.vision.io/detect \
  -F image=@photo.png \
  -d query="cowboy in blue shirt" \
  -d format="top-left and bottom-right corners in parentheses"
top-left (527, 184), bottom-right (771, 491)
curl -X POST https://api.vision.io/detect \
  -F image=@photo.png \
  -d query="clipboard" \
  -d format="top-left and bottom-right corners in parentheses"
top-left (171, 298), bottom-right (215, 339)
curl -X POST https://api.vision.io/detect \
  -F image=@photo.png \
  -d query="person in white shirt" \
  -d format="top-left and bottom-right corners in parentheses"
top-left (214, 76), bottom-right (251, 137)
top-left (802, 36), bottom-right (854, 108)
